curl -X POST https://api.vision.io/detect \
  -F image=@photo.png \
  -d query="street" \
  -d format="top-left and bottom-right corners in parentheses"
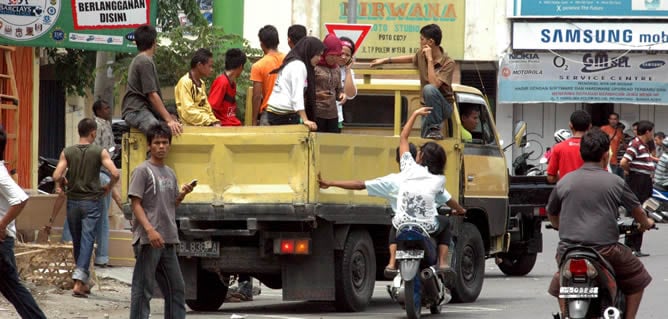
top-left (181, 222), bottom-right (667, 319)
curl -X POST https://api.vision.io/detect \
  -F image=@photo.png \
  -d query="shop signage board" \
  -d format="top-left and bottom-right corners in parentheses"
top-left (0, 0), bottom-right (157, 52)
top-left (498, 51), bottom-right (668, 105)
top-left (320, 0), bottom-right (465, 60)
top-left (513, 22), bottom-right (668, 51)
top-left (509, 0), bottom-right (668, 18)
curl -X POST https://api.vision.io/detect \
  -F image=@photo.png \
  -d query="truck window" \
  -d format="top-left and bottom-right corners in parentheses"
top-left (457, 93), bottom-right (497, 145)
top-left (342, 94), bottom-right (408, 127)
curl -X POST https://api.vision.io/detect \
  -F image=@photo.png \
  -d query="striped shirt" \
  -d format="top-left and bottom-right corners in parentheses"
top-left (624, 137), bottom-right (655, 175)
top-left (655, 152), bottom-right (668, 187)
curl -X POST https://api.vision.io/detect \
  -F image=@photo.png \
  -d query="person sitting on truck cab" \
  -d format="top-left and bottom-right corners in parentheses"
top-left (546, 110), bottom-right (591, 184)
top-left (369, 24), bottom-right (456, 140)
top-left (266, 36), bottom-right (325, 131)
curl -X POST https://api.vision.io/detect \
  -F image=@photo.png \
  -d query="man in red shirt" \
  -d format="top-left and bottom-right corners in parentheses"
top-left (600, 112), bottom-right (625, 177)
top-left (546, 110), bottom-right (592, 184)
top-left (209, 49), bottom-right (248, 126)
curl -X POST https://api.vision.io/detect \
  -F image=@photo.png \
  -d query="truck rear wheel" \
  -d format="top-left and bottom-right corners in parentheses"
top-left (186, 267), bottom-right (227, 312)
top-left (334, 230), bottom-right (376, 312)
top-left (497, 252), bottom-right (538, 276)
top-left (451, 223), bottom-right (485, 303)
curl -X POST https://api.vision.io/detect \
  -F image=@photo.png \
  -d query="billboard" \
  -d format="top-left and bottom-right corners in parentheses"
top-left (498, 51), bottom-right (668, 105)
top-left (0, 0), bottom-right (157, 52)
top-left (510, 0), bottom-right (668, 18)
top-left (320, 0), bottom-right (465, 60)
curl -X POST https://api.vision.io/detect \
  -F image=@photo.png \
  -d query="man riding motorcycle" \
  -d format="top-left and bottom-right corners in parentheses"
top-left (546, 128), bottom-right (654, 319)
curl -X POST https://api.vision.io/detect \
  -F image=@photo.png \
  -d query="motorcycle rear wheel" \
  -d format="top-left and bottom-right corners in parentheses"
top-left (404, 279), bottom-right (422, 319)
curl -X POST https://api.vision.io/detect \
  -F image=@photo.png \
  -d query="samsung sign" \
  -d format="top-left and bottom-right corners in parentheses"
top-left (513, 22), bottom-right (668, 50)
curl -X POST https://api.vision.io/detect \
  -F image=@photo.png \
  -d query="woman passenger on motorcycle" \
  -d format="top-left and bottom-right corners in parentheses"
top-left (388, 107), bottom-right (466, 273)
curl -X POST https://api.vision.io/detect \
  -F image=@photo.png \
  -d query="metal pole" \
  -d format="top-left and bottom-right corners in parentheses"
top-left (347, 0), bottom-right (357, 24)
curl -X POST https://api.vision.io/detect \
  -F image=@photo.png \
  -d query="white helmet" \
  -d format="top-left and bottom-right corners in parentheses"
top-left (554, 129), bottom-right (572, 143)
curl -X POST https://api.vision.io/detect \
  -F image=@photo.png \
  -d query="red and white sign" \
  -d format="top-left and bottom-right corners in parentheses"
top-left (325, 23), bottom-right (372, 51)
top-left (72, 0), bottom-right (152, 30)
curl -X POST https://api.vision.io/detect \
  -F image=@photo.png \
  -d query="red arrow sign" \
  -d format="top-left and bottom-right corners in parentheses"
top-left (324, 23), bottom-right (373, 52)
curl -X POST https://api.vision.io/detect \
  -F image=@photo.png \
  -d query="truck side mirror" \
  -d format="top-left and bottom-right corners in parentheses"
top-left (513, 121), bottom-right (527, 148)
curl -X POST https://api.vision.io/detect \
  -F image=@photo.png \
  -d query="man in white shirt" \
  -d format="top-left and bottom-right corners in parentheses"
top-left (0, 126), bottom-right (47, 318)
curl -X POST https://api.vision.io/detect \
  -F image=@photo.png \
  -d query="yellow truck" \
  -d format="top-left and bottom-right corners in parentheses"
top-left (121, 68), bottom-right (552, 312)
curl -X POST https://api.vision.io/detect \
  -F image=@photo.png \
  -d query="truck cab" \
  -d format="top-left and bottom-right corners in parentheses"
top-left (121, 67), bottom-right (546, 312)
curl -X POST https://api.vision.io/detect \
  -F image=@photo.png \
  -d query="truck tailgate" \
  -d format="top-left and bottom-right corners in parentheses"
top-left (509, 175), bottom-right (554, 207)
top-left (122, 125), bottom-right (310, 205)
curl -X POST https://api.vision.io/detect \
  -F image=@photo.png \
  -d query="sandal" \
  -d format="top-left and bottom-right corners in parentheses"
top-left (72, 291), bottom-right (88, 298)
top-left (384, 266), bottom-right (399, 279)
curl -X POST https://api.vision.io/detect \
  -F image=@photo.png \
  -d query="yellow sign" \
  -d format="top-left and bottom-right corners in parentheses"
top-left (320, 1), bottom-right (465, 60)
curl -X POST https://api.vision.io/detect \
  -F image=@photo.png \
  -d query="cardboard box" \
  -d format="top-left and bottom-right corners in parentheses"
top-left (16, 192), bottom-right (65, 242)
top-left (40, 228), bottom-right (135, 267)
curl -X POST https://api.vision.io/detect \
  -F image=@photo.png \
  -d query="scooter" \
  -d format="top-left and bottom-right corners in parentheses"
top-left (646, 187), bottom-right (668, 221)
top-left (550, 214), bottom-right (659, 319)
top-left (386, 222), bottom-right (452, 319)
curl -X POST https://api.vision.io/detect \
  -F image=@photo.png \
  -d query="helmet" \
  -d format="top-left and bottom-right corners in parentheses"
top-left (554, 129), bottom-right (572, 143)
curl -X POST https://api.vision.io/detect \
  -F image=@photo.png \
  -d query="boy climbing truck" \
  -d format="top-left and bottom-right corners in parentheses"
top-left (121, 68), bottom-right (552, 312)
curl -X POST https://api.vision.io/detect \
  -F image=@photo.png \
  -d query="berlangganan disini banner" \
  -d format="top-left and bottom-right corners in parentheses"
top-left (513, 22), bottom-right (668, 50)
top-left (498, 51), bottom-right (668, 104)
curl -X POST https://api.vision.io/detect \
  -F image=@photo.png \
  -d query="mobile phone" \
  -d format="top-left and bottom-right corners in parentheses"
top-left (189, 179), bottom-right (198, 187)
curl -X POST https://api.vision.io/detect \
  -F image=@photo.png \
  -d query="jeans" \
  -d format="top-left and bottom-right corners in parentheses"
top-left (421, 84), bottom-right (453, 138)
top-left (67, 199), bottom-right (102, 284)
top-left (131, 244), bottom-right (186, 319)
top-left (267, 112), bottom-right (300, 125)
top-left (95, 173), bottom-right (111, 265)
top-left (123, 108), bottom-right (161, 134)
top-left (61, 218), bottom-right (72, 242)
top-left (0, 237), bottom-right (47, 319)
top-left (238, 274), bottom-right (253, 298)
top-left (610, 164), bottom-right (624, 178)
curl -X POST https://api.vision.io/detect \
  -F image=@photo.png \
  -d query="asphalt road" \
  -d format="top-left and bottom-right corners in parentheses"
top-left (175, 222), bottom-right (667, 319)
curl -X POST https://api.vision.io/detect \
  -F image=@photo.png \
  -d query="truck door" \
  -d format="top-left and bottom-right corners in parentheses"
top-left (458, 93), bottom-right (509, 237)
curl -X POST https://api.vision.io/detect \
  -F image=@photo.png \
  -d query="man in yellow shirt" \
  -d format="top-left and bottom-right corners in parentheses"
top-left (460, 104), bottom-right (479, 142)
top-left (175, 48), bottom-right (221, 126)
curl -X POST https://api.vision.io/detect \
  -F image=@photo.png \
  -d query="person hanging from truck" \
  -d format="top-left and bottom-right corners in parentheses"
top-left (319, 107), bottom-right (466, 276)
top-left (128, 123), bottom-right (194, 319)
top-left (175, 48), bottom-right (221, 127)
top-left (546, 110), bottom-right (592, 184)
top-left (122, 25), bottom-right (183, 137)
top-left (266, 36), bottom-right (324, 131)
top-left (369, 24), bottom-right (456, 140)
top-left (336, 36), bottom-right (358, 129)
top-left (209, 48), bottom-right (248, 126)
top-left (314, 33), bottom-right (344, 133)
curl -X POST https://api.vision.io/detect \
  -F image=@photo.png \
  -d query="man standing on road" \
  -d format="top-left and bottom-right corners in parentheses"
top-left (546, 110), bottom-right (591, 184)
top-left (547, 128), bottom-right (654, 318)
top-left (601, 112), bottom-right (625, 177)
top-left (122, 24), bottom-right (183, 136)
top-left (53, 118), bottom-right (119, 297)
top-left (0, 126), bottom-right (47, 318)
top-left (251, 25), bottom-right (285, 126)
top-left (129, 123), bottom-right (194, 318)
top-left (621, 120), bottom-right (655, 257)
top-left (370, 24), bottom-right (456, 139)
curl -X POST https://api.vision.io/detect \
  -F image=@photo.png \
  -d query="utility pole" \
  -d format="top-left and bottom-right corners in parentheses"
top-left (347, 0), bottom-right (357, 24)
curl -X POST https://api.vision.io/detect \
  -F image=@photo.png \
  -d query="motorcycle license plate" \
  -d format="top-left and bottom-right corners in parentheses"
top-left (178, 240), bottom-right (220, 257)
top-left (396, 250), bottom-right (424, 259)
top-left (559, 286), bottom-right (599, 299)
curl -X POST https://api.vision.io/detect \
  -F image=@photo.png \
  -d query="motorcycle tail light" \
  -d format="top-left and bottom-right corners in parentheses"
top-left (569, 259), bottom-right (588, 277)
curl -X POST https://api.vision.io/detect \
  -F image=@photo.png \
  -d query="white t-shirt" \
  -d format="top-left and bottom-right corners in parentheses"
top-left (0, 161), bottom-right (28, 238)
top-left (392, 152), bottom-right (447, 233)
top-left (267, 60), bottom-right (307, 114)
top-left (336, 68), bottom-right (357, 123)
top-left (365, 172), bottom-right (450, 214)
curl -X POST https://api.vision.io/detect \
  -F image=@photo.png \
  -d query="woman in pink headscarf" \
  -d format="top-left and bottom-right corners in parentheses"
top-left (314, 33), bottom-right (345, 133)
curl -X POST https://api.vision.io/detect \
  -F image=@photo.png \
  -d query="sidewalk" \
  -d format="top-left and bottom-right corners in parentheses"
top-left (96, 266), bottom-right (134, 285)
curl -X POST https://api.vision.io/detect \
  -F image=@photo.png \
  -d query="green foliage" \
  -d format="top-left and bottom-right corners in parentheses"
top-left (112, 26), bottom-right (262, 123)
top-left (157, 0), bottom-right (208, 31)
top-left (44, 48), bottom-right (97, 97)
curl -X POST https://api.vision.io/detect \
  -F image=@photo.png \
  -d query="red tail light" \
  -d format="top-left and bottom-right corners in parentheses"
top-left (280, 240), bottom-right (295, 254)
top-left (569, 259), bottom-right (588, 277)
top-left (274, 238), bottom-right (311, 255)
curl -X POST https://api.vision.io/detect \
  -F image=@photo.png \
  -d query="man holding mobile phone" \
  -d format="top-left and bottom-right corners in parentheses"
top-left (128, 123), bottom-right (194, 319)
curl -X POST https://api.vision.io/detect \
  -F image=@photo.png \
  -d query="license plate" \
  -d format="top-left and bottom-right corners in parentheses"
top-left (396, 250), bottom-right (424, 259)
top-left (559, 286), bottom-right (599, 299)
top-left (178, 240), bottom-right (220, 257)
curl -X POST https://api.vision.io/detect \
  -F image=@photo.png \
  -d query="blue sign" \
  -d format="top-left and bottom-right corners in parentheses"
top-left (512, 0), bottom-right (668, 18)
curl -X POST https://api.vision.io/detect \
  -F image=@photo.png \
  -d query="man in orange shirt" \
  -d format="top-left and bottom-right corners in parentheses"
top-left (251, 25), bottom-right (285, 126)
top-left (601, 112), bottom-right (625, 177)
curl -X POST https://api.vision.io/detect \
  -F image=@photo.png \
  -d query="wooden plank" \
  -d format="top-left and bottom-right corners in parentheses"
top-left (0, 94), bottom-right (18, 101)
top-left (0, 45), bottom-right (15, 51)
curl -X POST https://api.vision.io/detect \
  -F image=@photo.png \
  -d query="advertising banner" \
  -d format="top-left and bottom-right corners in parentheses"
top-left (510, 0), bottom-right (668, 18)
top-left (513, 22), bottom-right (668, 51)
top-left (0, 0), bottom-right (157, 52)
top-left (498, 51), bottom-right (668, 105)
top-left (320, 1), bottom-right (465, 60)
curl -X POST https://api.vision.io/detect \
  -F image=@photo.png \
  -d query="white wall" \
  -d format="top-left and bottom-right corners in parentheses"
top-left (243, 0), bottom-right (294, 53)
top-left (465, 0), bottom-right (510, 61)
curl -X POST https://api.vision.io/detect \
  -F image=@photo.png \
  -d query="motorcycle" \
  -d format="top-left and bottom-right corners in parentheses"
top-left (386, 222), bottom-right (452, 319)
top-left (550, 212), bottom-right (660, 319)
top-left (512, 151), bottom-right (535, 175)
top-left (37, 146), bottom-right (121, 194)
top-left (646, 187), bottom-right (668, 221)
